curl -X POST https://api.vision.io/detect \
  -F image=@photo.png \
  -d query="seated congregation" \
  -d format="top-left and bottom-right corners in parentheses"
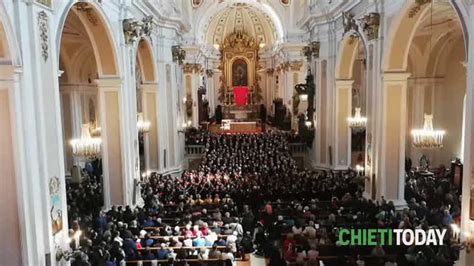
top-left (66, 131), bottom-right (462, 266)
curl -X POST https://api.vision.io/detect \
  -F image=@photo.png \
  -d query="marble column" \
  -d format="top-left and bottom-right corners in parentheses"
top-left (376, 72), bottom-right (410, 207)
top-left (334, 79), bottom-right (353, 169)
top-left (95, 78), bottom-right (126, 207)
top-left (141, 83), bottom-right (159, 171)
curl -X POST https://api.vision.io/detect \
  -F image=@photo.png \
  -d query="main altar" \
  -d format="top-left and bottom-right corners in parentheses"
top-left (217, 31), bottom-right (263, 120)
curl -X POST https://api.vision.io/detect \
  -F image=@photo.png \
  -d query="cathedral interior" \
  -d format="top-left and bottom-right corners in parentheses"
top-left (1, 0), bottom-right (474, 265)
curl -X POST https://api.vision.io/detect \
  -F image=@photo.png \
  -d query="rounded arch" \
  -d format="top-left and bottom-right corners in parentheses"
top-left (56, 2), bottom-right (120, 76)
top-left (0, 2), bottom-right (21, 65)
top-left (335, 31), bottom-right (367, 80)
top-left (425, 31), bottom-right (464, 77)
top-left (136, 38), bottom-right (157, 83)
top-left (382, 1), bottom-right (467, 71)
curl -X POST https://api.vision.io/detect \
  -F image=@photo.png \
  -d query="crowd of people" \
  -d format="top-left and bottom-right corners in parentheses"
top-left (64, 130), bottom-right (462, 266)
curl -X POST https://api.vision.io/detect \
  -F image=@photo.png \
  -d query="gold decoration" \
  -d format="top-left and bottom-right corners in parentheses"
top-left (409, 0), bottom-right (431, 18)
top-left (183, 63), bottom-right (202, 74)
top-left (289, 60), bottom-right (304, 71)
top-left (75, 3), bottom-right (99, 26)
top-left (217, 31), bottom-right (263, 104)
top-left (185, 93), bottom-right (193, 118)
top-left (221, 30), bottom-right (259, 51)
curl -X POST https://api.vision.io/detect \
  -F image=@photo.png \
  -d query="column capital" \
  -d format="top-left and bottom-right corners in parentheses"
top-left (382, 72), bottom-right (411, 82)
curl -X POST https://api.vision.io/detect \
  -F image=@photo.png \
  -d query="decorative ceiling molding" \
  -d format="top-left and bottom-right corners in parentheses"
top-left (139, 0), bottom-right (190, 34)
top-left (75, 2), bottom-right (99, 26)
top-left (297, 0), bottom-right (361, 30)
top-left (203, 3), bottom-right (277, 47)
top-left (409, 0), bottom-right (432, 18)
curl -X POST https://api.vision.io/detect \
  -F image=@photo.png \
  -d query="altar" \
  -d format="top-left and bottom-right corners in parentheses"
top-left (221, 119), bottom-right (258, 132)
top-left (217, 31), bottom-right (264, 110)
top-left (222, 104), bottom-right (259, 120)
top-left (230, 109), bottom-right (252, 119)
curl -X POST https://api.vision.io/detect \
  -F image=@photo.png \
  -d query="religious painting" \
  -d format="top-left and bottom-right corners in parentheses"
top-left (49, 176), bottom-right (63, 235)
top-left (232, 59), bottom-right (248, 86)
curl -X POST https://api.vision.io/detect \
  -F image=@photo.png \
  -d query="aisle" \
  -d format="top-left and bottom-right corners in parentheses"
top-left (237, 254), bottom-right (266, 266)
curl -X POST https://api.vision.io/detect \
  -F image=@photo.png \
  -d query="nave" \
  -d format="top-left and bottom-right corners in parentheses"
top-left (1, 1), bottom-right (474, 266)
top-left (65, 130), bottom-right (461, 266)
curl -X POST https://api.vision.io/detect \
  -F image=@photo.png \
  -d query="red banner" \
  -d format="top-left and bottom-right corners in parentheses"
top-left (233, 86), bottom-right (249, 106)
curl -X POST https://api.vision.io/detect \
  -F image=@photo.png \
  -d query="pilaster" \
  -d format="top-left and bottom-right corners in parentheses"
top-left (377, 72), bottom-right (410, 206)
top-left (334, 79), bottom-right (354, 169)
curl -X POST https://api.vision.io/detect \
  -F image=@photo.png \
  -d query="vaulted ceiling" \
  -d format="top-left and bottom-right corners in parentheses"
top-left (204, 3), bottom-right (277, 47)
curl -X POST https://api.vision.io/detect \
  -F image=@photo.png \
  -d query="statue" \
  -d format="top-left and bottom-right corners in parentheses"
top-left (342, 11), bottom-right (358, 35)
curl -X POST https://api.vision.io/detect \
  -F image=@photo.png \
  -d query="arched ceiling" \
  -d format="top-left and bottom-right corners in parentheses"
top-left (408, 2), bottom-right (465, 76)
top-left (59, 10), bottom-right (97, 83)
top-left (204, 3), bottom-right (277, 47)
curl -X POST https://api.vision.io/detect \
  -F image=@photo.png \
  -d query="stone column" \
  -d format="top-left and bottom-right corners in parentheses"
top-left (141, 83), bottom-right (159, 171)
top-left (376, 72), bottom-right (410, 206)
top-left (95, 78), bottom-right (126, 207)
top-left (334, 79), bottom-right (353, 169)
top-left (266, 68), bottom-right (275, 115)
top-left (206, 69), bottom-right (215, 117)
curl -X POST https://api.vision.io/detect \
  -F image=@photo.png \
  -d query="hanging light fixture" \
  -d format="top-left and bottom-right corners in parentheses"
top-left (348, 107), bottom-right (367, 130)
top-left (89, 120), bottom-right (101, 137)
top-left (410, 2), bottom-right (445, 149)
top-left (70, 124), bottom-right (102, 160)
top-left (411, 114), bottom-right (445, 148)
top-left (137, 112), bottom-right (151, 134)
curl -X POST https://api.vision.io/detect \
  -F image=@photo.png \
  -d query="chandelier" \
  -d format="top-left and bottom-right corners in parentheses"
top-left (89, 120), bottom-right (101, 137)
top-left (411, 114), bottom-right (445, 149)
top-left (347, 107), bottom-right (367, 129)
top-left (137, 113), bottom-right (151, 134)
top-left (70, 124), bottom-right (102, 160)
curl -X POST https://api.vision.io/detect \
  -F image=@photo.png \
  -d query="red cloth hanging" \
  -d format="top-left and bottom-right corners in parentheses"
top-left (233, 86), bottom-right (249, 106)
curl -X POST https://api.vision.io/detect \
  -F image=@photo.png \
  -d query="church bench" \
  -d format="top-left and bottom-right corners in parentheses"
top-left (125, 258), bottom-right (226, 265)
top-left (146, 234), bottom-right (231, 239)
top-left (137, 246), bottom-right (227, 251)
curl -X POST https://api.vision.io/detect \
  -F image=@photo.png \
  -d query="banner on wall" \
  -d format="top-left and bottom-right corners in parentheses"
top-left (49, 176), bottom-right (63, 235)
top-left (234, 86), bottom-right (248, 106)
